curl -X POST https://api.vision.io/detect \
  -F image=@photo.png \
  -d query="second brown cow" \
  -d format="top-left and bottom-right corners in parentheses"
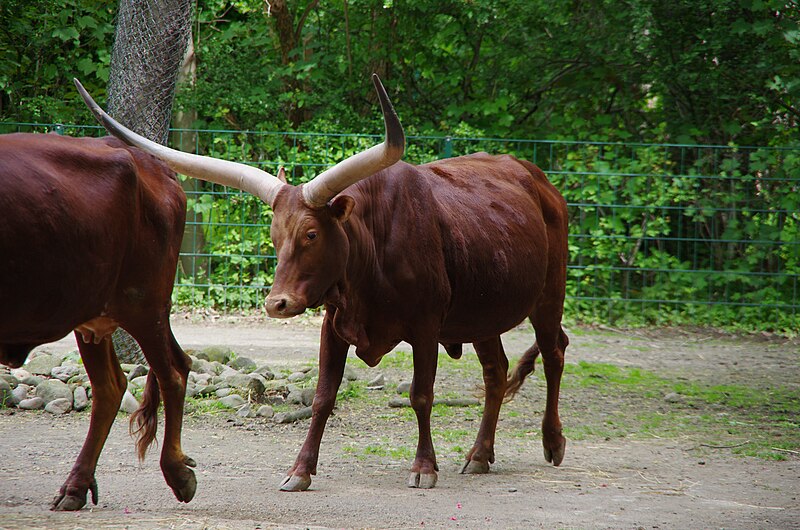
top-left (77, 75), bottom-right (570, 492)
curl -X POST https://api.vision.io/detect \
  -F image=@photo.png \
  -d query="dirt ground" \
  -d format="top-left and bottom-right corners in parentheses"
top-left (0, 315), bottom-right (798, 530)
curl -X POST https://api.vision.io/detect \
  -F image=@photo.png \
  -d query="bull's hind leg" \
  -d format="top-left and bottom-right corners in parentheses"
top-left (530, 317), bottom-right (569, 466)
top-left (52, 333), bottom-right (126, 511)
top-left (130, 324), bottom-right (197, 503)
top-left (461, 336), bottom-right (509, 474)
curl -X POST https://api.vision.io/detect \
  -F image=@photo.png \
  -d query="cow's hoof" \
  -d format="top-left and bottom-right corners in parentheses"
top-left (407, 471), bottom-right (438, 489)
top-left (460, 459), bottom-right (490, 474)
top-left (280, 474), bottom-right (311, 492)
top-left (543, 438), bottom-right (566, 466)
top-left (51, 494), bottom-right (86, 512)
top-left (170, 468), bottom-right (197, 503)
top-left (184, 455), bottom-right (197, 468)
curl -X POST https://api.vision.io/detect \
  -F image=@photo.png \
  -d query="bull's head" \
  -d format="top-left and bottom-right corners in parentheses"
top-left (75, 75), bottom-right (404, 318)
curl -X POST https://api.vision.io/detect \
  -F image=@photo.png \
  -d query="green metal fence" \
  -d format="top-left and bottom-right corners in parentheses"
top-left (3, 122), bottom-right (798, 331)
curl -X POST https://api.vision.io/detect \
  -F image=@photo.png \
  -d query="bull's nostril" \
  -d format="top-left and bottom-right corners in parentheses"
top-left (276, 298), bottom-right (287, 312)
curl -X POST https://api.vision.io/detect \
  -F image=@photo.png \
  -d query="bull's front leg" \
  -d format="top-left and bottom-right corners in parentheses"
top-left (407, 340), bottom-right (439, 489)
top-left (280, 313), bottom-right (349, 491)
top-left (51, 334), bottom-right (126, 511)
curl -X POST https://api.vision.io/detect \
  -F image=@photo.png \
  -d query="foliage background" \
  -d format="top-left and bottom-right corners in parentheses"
top-left (1, 0), bottom-right (798, 333)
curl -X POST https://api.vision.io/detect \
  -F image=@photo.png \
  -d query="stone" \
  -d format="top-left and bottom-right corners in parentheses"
top-left (184, 383), bottom-right (199, 399)
top-left (10, 368), bottom-right (31, 382)
top-left (253, 365), bottom-right (275, 380)
top-left (288, 371), bottom-right (310, 383)
top-left (73, 386), bottom-right (89, 411)
top-left (130, 375), bottom-right (148, 389)
top-left (0, 373), bottom-right (19, 388)
top-left (343, 366), bottom-right (359, 381)
top-left (274, 406), bottom-right (313, 424)
top-left (218, 394), bottom-right (246, 409)
top-left (51, 365), bottom-right (80, 383)
top-left (12, 383), bottom-right (31, 404)
top-left (18, 397), bottom-right (45, 410)
top-left (228, 356), bottom-right (257, 373)
top-left (264, 379), bottom-right (289, 394)
top-left (67, 373), bottom-right (90, 386)
top-left (200, 346), bottom-right (234, 364)
top-left (215, 388), bottom-right (232, 398)
top-left (119, 363), bottom-right (137, 374)
top-left (225, 374), bottom-right (266, 397)
top-left (236, 404), bottom-right (254, 418)
top-left (0, 379), bottom-right (15, 407)
top-left (396, 381), bottom-right (412, 394)
top-left (300, 387), bottom-right (315, 406)
top-left (35, 379), bottom-right (73, 405)
top-left (664, 392), bottom-right (683, 404)
top-left (45, 398), bottom-right (72, 414)
top-left (25, 353), bottom-right (61, 376)
top-left (127, 364), bottom-right (148, 380)
top-left (367, 373), bottom-right (385, 389)
top-left (119, 391), bottom-right (139, 414)
top-left (21, 375), bottom-right (44, 387)
top-left (195, 383), bottom-right (218, 397)
top-left (256, 405), bottom-right (274, 418)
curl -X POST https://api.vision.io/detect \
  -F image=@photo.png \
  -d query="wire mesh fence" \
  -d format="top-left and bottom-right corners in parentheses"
top-left (3, 122), bottom-right (798, 331)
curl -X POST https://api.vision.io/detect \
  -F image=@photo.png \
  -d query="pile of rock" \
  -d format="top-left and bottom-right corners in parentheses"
top-left (0, 346), bottom-right (349, 424)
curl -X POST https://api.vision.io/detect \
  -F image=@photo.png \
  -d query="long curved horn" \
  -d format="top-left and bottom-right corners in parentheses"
top-left (73, 79), bottom-right (286, 206)
top-left (302, 74), bottom-right (405, 208)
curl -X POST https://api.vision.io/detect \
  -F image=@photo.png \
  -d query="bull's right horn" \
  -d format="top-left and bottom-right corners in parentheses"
top-left (74, 78), bottom-right (286, 207)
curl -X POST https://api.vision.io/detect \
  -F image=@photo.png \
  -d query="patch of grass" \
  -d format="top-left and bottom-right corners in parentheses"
top-left (343, 441), bottom-right (414, 461)
top-left (337, 380), bottom-right (367, 401)
top-left (184, 397), bottom-right (230, 415)
top-left (561, 361), bottom-right (800, 460)
top-left (380, 350), bottom-right (414, 370)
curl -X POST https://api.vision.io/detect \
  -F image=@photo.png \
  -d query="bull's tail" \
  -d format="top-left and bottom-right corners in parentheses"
top-left (130, 371), bottom-right (160, 461)
top-left (505, 343), bottom-right (541, 401)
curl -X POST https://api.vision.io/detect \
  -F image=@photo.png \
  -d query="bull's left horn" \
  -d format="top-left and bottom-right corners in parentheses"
top-left (301, 74), bottom-right (405, 208)
top-left (73, 79), bottom-right (286, 206)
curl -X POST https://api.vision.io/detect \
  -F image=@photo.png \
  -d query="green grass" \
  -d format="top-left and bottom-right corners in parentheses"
top-left (559, 361), bottom-right (800, 460)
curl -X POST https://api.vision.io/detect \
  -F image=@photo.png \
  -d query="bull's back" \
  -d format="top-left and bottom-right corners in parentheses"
top-left (420, 153), bottom-right (566, 340)
top-left (0, 134), bottom-right (184, 344)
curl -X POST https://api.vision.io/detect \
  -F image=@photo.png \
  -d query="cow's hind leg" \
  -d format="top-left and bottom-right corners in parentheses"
top-left (130, 324), bottom-right (197, 503)
top-left (461, 336), bottom-right (508, 474)
top-left (530, 318), bottom-right (569, 466)
top-left (407, 340), bottom-right (440, 489)
top-left (52, 333), bottom-right (126, 511)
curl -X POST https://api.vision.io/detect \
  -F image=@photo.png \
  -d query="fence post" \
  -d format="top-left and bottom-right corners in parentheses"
top-left (441, 136), bottom-right (453, 158)
top-left (54, 124), bottom-right (64, 135)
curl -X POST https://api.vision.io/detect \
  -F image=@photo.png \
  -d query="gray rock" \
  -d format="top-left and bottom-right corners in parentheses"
top-left (396, 381), bottom-right (412, 394)
top-left (130, 375), bottom-right (148, 389)
top-left (51, 365), bottom-right (80, 383)
top-left (274, 406), bottom-right (313, 424)
top-left (253, 365), bottom-right (275, 380)
top-left (256, 405), bottom-right (274, 418)
top-left (200, 346), bottom-right (234, 364)
top-left (127, 364), bottom-right (148, 380)
top-left (18, 397), bottom-right (45, 410)
top-left (119, 391), bottom-right (139, 414)
top-left (288, 387), bottom-right (315, 406)
top-left (12, 383), bottom-right (31, 404)
top-left (195, 384), bottom-right (218, 397)
top-left (21, 375), bottom-right (45, 387)
top-left (192, 359), bottom-right (217, 376)
top-left (228, 356), bottom-right (257, 373)
top-left (25, 353), bottom-right (61, 376)
top-left (215, 387), bottom-right (232, 398)
top-left (218, 394), bottom-right (246, 409)
top-left (236, 404), bottom-right (254, 418)
top-left (664, 392), bottom-right (683, 403)
top-left (67, 373), bottom-right (90, 386)
top-left (10, 368), bottom-right (31, 382)
top-left (288, 371), bottom-right (310, 383)
top-left (0, 379), bottom-right (15, 407)
top-left (119, 363), bottom-right (137, 374)
top-left (367, 373), bottom-right (385, 389)
top-left (0, 373), bottom-right (19, 388)
top-left (264, 379), bottom-right (289, 394)
top-left (193, 373), bottom-right (211, 386)
top-left (225, 374), bottom-right (266, 397)
top-left (184, 383), bottom-right (200, 399)
top-left (73, 386), bottom-right (89, 411)
top-left (36, 379), bottom-right (73, 405)
top-left (343, 366), bottom-right (359, 381)
top-left (45, 398), bottom-right (72, 414)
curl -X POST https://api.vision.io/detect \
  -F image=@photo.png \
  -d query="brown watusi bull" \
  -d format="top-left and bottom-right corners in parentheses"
top-left (76, 75), bottom-right (569, 491)
top-left (0, 133), bottom-right (197, 509)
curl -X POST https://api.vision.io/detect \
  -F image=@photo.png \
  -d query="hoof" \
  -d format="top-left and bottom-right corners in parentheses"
top-left (184, 455), bottom-right (197, 468)
top-left (51, 494), bottom-right (86, 512)
top-left (280, 474), bottom-right (312, 492)
top-left (407, 471), bottom-right (438, 489)
top-left (543, 438), bottom-right (566, 466)
top-left (460, 459), bottom-right (490, 474)
top-left (170, 468), bottom-right (197, 503)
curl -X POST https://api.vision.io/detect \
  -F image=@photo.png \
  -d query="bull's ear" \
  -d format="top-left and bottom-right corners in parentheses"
top-left (329, 195), bottom-right (354, 223)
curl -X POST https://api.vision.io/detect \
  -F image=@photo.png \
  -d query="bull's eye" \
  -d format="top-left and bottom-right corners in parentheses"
top-left (306, 230), bottom-right (318, 241)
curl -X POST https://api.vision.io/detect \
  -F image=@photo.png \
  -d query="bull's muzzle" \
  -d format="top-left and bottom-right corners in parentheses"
top-left (265, 293), bottom-right (305, 318)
